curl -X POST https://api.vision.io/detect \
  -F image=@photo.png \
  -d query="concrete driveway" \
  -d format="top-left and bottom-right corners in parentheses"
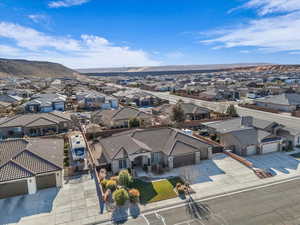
top-left (246, 152), bottom-right (300, 176)
top-left (0, 174), bottom-right (101, 225)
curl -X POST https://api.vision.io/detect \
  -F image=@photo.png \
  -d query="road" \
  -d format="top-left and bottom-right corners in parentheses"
top-left (144, 90), bottom-right (300, 129)
top-left (103, 178), bottom-right (300, 225)
top-left (107, 83), bottom-right (300, 130)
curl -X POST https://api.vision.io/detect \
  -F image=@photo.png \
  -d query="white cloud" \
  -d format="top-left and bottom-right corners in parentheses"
top-left (0, 22), bottom-right (160, 68)
top-left (0, 45), bottom-right (22, 56)
top-left (48, 0), bottom-right (90, 8)
top-left (243, 0), bottom-right (300, 16)
top-left (28, 14), bottom-right (48, 23)
top-left (202, 0), bottom-right (300, 53)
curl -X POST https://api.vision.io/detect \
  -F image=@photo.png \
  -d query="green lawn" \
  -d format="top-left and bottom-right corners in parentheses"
top-left (131, 177), bottom-right (183, 204)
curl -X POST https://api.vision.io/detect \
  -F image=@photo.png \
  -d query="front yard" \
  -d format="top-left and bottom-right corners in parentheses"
top-left (131, 177), bottom-right (182, 204)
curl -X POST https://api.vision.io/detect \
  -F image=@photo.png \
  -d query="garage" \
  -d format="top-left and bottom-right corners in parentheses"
top-left (246, 145), bottom-right (257, 156)
top-left (36, 173), bottom-right (56, 190)
top-left (173, 153), bottom-right (195, 168)
top-left (0, 180), bottom-right (28, 199)
top-left (261, 142), bottom-right (279, 154)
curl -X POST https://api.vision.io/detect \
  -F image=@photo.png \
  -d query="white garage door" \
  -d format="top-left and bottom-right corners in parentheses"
top-left (246, 145), bottom-right (257, 156)
top-left (262, 143), bottom-right (278, 154)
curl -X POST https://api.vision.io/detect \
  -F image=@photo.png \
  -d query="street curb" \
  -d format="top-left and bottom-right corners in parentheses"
top-left (87, 174), bottom-right (300, 224)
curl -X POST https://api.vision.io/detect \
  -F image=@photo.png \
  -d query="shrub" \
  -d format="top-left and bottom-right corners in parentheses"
top-left (176, 183), bottom-right (186, 195)
top-left (106, 179), bottom-right (117, 191)
top-left (128, 189), bottom-right (140, 203)
top-left (100, 179), bottom-right (108, 190)
top-left (110, 176), bottom-right (119, 182)
top-left (113, 188), bottom-right (129, 206)
top-left (118, 170), bottom-right (133, 188)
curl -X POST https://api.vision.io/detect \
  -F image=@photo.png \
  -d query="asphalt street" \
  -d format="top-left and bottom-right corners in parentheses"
top-left (145, 90), bottom-right (300, 129)
top-left (108, 178), bottom-right (300, 225)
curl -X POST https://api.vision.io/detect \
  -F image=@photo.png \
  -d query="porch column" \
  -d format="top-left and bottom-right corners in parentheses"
top-left (56, 171), bottom-right (63, 187)
top-left (168, 156), bottom-right (174, 169)
top-left (195, 151), bottom-right (201, 164)
top-left (27, 177), bottom-right (37, 195)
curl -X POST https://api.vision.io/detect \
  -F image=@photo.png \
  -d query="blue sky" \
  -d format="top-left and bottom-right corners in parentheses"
top-left (0, 0), bottom-right (300, 68)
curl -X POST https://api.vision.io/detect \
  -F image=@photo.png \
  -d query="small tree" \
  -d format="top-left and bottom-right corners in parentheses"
top-left (171, 101), bottom-right (185, 123)
top-left (129, 118), bottom-right (140, 128)
top-left (226, 104), bottom-right (238, 117)
top-left (118, 170), bottom-right (133, 188)
top-left (113, 188), bottom-right (129, 206)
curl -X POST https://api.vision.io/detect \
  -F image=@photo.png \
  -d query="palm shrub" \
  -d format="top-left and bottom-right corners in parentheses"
top-left (113, 188), bottom-right (129, 206)
top-left (118, 170), bottom-right (133, 188)
top-left (128, 189), bottom-right (140, 203)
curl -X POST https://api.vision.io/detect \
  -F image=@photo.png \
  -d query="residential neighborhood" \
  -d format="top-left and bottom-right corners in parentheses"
top-left (2, 0), bottom-right (300, 224)
top-left (2, 67), bottom-right (300, 225)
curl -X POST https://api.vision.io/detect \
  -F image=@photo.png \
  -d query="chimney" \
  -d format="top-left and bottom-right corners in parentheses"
top-left (241, 116), bottom-right (253, 127)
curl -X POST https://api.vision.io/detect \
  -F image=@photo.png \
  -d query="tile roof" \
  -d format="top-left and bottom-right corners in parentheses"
top-left (203, 117), bottom-right (277, 133)
top-left (0, 138), bottom-right (63, 182)
top-left (255, 93), bottom-right (300, 106)
top-left (98, 127), bottom-right (212, 160)
top-left (0, 111), bottom-right (71, 128)
top-left (96, 107), bottom-right (152, 123)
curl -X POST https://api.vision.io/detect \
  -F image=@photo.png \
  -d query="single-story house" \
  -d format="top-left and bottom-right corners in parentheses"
top-left (0, 111), bottom-right (72, 139)
top-left (24, 93), bottom-right (67, 113)
top-left (276, 127), bottom-right (300, 148)
top-left (0, 138), bottom-right (64, 199)
top-left (153, 103), bottom-right (211, 121)
top-left (202, 117), bottom-right (282, 156)
top-left (92, 107), bottom-right (154, 129)
top-left (91, 127), bottom-right (213, 174)
top-left (113, 90), bottom-right (161, 107)
top-left (76, 91), bottom-right (118, 110)
top-left (254, 93), bottom-right (300, 112)
top-left (0, 94), bottom-right (23, 104)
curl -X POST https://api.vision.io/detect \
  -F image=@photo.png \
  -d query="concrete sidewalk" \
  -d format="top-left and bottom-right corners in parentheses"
top-left (4, 153), bottom-right (300, 225)
top-left (93, 153), bottom-right (300, 224)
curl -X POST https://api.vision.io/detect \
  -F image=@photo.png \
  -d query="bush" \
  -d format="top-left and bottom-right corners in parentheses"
top-left (128, 189), bottom-right (140, 203)
top-left (118, 170), bottom-right (133, 188)
top-left (106, 179), bottom-right (117, 191)
top-left (100, 179), bottom-right (108, 190)
top-left (176, 183), bottom-right (186, 195)
top-left (113, 188), bottom-right (129, 206)
top-left (110, 176), bottom-right (119, 182)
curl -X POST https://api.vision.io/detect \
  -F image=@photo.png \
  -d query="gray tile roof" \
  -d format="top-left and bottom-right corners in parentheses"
top-left (227, 128), bottom-right (259, 147)
top-left (98, 128), bottom-right (212, 160)
top-left (203, 117), bottom-right (277, 133)
top-left (180, 103), bottom-right (210, 115)
top-left (0, 138), bottom-right (63, 182)
top-left (96, 107), bottom-right (152, 123)
top-left (255, 93), bottom-right (300, 106)
top-left (26, 93), bottom-right (66, 107)
top-left (0, 111), bottom-right (71, 128)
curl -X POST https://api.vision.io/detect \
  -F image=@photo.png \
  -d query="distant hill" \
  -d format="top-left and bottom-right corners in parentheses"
top-left (76, 63), bottom-right (270, 74)
top-left (77, 63), bottom-right (300, 76)
top-left (0, 58), bottom-right (78, 78)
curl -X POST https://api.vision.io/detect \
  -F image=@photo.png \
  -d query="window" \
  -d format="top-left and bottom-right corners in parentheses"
top-left (151, 152), bottom-right (160, 164)
top-left (119, 159), bottom-right (127, 169)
